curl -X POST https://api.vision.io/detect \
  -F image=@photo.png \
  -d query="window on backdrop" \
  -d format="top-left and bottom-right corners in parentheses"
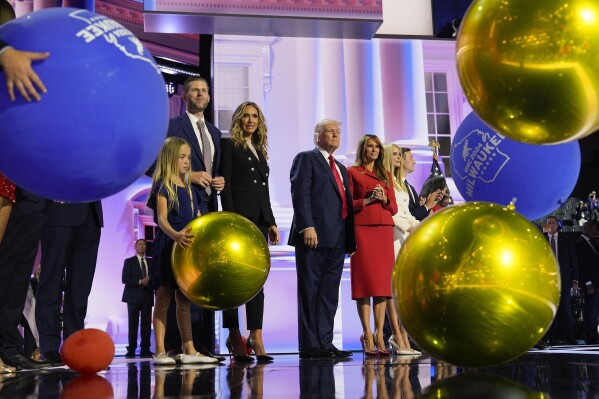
top-left (213, 64), bottom-right (250, 136)
top-left (425, 72), bottom-right (452, 177)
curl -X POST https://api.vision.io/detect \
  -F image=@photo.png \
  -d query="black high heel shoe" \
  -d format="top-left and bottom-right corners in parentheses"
top-left (226, 337), bottom-right (255, 363)
top-left (246, 337), bottom-right (274, 362)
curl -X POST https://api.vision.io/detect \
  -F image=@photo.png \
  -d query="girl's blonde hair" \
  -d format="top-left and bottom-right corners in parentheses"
top-left (383, 144), bottom-right (406, 192)
top-left (229, 101), bottom-right (269, 159)
top-left (353, 134), bottom-right (391, 187)
top-left (150, 137), bottom-right (194, 212)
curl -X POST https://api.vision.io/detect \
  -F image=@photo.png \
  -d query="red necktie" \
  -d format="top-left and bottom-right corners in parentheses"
top-left (328, 155), bottom-right (348, 219)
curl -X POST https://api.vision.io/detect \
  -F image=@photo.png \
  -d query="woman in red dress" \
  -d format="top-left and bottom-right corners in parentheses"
top-left (0, 172), bottom-right (16, 244)
top-left (347, 134), bottom-right (397, 356)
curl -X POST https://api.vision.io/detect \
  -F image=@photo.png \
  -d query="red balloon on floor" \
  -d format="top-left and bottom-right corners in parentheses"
top-left (60, 329), bottom-right (115, 374)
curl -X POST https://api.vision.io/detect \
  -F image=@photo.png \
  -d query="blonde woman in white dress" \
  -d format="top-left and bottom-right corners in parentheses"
top-left (382, 144), bottom-right (421, 355)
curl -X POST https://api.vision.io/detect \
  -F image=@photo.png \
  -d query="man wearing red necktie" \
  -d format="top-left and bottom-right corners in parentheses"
top-left (289, 119), bottom-right (356, 359)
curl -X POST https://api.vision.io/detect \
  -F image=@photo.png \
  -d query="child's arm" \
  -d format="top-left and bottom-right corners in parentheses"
top-left (157, 194), bottom-right (194, 248)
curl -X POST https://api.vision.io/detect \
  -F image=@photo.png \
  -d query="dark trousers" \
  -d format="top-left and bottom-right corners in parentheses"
top-left (548, 285), bottom-right (575, 343)
top-left (584, 291), bottom-right (599, 343)
top-left (0, 190), bottom-right (45, 358)
top-left (37, 217), bottom-right (101, 353)
top-left (222, 224), bottom-right (268, 330)
top-left (295, 226), bottom-right (345, 351)
top-left (127, 300), bottom-right (153, 352)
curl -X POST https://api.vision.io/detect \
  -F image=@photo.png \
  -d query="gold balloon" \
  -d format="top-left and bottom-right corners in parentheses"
top-left (171, 211), bottom-right (270, 311)
top-left (457, 0), bottom-right (599, 144)
top-left (420, 373), bottom-right (545, 399)
top-left (393, 202), bottom-right (560, 367)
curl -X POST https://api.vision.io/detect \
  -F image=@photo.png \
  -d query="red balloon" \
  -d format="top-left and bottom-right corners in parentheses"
top-left (61, 375), bottom-right (114, 399)
top-left (60, 329), bottom-right (115, 374)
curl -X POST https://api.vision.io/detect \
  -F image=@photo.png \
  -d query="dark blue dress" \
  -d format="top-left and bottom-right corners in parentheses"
top-left (147, 182), bottom-right (198, 290)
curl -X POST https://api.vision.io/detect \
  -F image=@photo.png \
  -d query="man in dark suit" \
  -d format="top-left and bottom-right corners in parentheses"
top-left (576, 221), bottom-right (599, 344)
top-left (166, 76), bottom-right (225, 214)
top-left (0, 188), bottom-right (47, 370)
top-left (400, 148), bottom-right (440, 221)
top-left (289, 119), bottom-right (355, 359)
top-left (545, 215), bottom-right (579, 345)
top-left (161, 75), bottom-right (225, 361)
top-left (122, 239), bottom-right (154, 358)
top-left (36, 201), bottom-right (103, 366)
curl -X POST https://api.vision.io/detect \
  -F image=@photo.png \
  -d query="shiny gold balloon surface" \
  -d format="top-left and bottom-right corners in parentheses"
top-left (420, 373), bottom-right (545, 399)
top-left (457, 0), bottom-right (599, 144)
top-left (393, 202), bottom-right (560, 367)
top-left (171, 212), bottom-right (270, 311)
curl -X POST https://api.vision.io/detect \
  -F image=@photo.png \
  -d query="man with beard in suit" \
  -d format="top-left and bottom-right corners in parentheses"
top-left (161, 76), bottom-right (225, 361)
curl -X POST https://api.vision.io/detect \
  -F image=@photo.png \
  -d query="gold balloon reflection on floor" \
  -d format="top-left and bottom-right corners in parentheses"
top-left (457, 0), bottom-right (599, 144)
top-left (171, 211), bottom-right (270, 310)
top-left (393, 202), bottom-right (560, 367)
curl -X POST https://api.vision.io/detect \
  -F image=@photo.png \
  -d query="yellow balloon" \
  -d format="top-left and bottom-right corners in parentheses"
top-left (420, 373), bottom-right (545, 399)
top-left (171, 211), bottom-right (270, 311)
top-left (393, 202), bottom-right (560, 367)
top-left (457, 0), bottom-right (599, 144)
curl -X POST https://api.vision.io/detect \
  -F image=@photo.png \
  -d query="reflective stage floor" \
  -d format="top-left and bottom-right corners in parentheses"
top-left (1, 345), bottom-right (598, 398)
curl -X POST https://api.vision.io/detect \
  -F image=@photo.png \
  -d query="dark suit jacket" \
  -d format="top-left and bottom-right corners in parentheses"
top-left (405, 180), bottom-right (429, 221)
top-left (288, 148), bottom-right (355, 253)
top-left (546, 233), bottom-right (579, 286)
top-left (347, 166), bottom-right (397, 226)
top-left (166, 114), bottom-right (222, 211)
top-left (219, 137), bottom-right (276, 226)
top-left (44, 201), bottom-right (103, 227)
top-left (0, 40), bottom-right (7, 51)
top-left (576, 235), bottom-right (599, 287)
top-left (121, 255), bottom-right (154, 306)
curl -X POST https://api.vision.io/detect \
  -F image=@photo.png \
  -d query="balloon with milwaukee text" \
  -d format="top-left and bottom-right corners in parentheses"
top-left (450, 112), bottom-right (580, 221)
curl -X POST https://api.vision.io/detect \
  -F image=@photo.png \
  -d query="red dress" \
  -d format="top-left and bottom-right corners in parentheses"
top-left (0, 173), bottom-right (15, 203)
top-left (347, 166), bottom-right (398, 299)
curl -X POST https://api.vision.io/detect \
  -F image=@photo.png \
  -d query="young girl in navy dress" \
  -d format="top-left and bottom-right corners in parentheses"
top-left (147, 137), bottom-right (217, 365)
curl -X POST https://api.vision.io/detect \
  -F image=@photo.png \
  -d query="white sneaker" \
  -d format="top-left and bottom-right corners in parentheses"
top-left (178, 353), bottom-right (219, 364)
top-left (153, 352), bottom-right (176, 365)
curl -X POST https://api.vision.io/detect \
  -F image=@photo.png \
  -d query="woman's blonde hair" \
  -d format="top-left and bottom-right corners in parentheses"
top-left (383, 144), bottom-right (406, 192)
top-left (354, 134), bottom-right (391, 186)
top-left (229, 101), bottom-right (269, 159)
top-left (150, 137), bottom-right (194, 212)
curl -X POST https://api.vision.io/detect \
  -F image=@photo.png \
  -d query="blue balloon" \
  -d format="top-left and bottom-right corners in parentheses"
top-left (0, 8), bottom-right (168, 202)
top-left (450, 112), bottom-right (581, 221)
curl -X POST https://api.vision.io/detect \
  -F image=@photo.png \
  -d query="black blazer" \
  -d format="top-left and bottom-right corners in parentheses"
top-left (288, 148), bottom-right (355, 253)
top-left (166, 114), bottom-right (222, 212)
top-left (405, 180), bottom-right (428, 221)
top-left (44, 201), bottom-right (103, 227)
top-left (121, 255), bottom-right (154, 306)
top-left (576, 236), bottom-right (599, 287)
top-left (546, 233), bottom-right (579, 286)
top-left (219, 137), bottom-right (276, 226)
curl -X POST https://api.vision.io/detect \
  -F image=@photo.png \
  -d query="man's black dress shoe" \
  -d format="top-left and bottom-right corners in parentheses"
top-left (125, 352), bottom-right (136, 358)
top-left (139, 351), bottom-right (154, 358)
top-left (329, 346), bottom-right (353, 358)
top-left (40, 351), bottom-right (65, 367)
top-left (6, 354), bottom-right (47, 370)
top-left (299, 348), bottom-right (334, 359)
top-left (200, 349), bottom-right (226, 362)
